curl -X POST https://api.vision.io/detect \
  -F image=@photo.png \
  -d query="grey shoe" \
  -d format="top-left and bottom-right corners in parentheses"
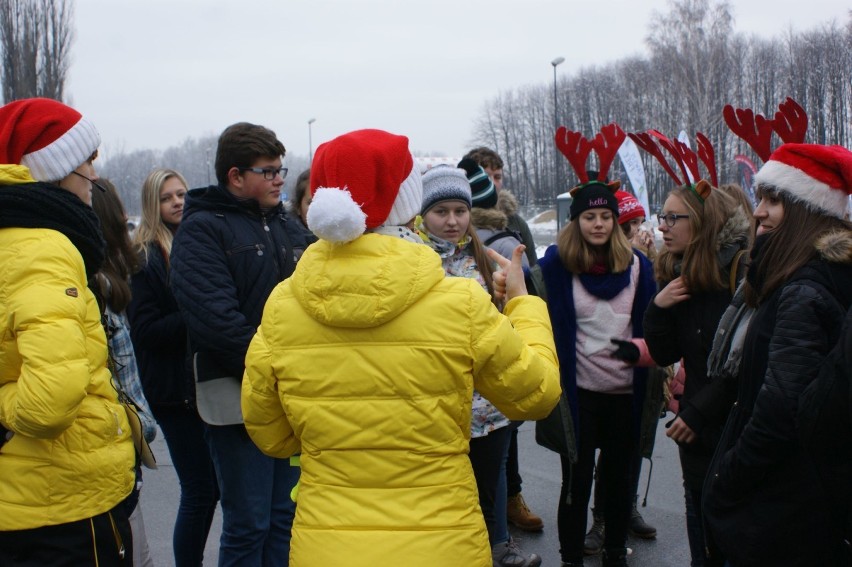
top-left (491, 538), bottom-right (542, 567)
top-left (583, 508), bottom-right (605, 555)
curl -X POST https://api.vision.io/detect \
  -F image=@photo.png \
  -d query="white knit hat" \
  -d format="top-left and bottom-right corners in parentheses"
top-left (307, 129), bottom-right (422, 243)
top-left (754, 143), bottom-right (852, 219)
top-left (0, 97), bottom-right (100, 182)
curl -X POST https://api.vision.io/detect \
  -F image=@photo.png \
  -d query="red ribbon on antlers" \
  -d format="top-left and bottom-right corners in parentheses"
top-left (554, 123), bottom-right (626, 186)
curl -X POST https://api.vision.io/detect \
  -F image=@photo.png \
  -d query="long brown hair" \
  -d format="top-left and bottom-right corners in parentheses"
top-left (557, 213), bottom-right (633, 274)
top-left (91, 178), bottom-right (139, 312)
top-left (655, 183), bottom-right (736, 292)
top-left (744, 185), bottom-right (852, 306)
top-left (468, 227), bottom-right (498, 306)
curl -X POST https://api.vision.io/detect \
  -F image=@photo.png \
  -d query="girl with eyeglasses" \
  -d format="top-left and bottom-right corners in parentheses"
top-left (128, 169), bottom-right (219, 567)
top-left (642, 182), bottom-right (750, 567)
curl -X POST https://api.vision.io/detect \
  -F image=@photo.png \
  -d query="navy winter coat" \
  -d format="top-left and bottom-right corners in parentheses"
top-left (170, 185), bottom-right (312, 378)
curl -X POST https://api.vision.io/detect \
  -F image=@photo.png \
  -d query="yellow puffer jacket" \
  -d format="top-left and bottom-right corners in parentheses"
top-left (0, 223), bottom-right (136, 530)
top-left (242, 234), bottom-right (560, 567)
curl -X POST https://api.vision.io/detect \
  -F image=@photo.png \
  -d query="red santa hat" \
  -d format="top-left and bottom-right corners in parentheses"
top-left (614, 190), bottom-right (646, 225)
top-left (307, 129), bottom-right (421, 243)
top-left (754, 143), bottom-right (852, 219)
top-left (0, 97), bottom-right (100, 182)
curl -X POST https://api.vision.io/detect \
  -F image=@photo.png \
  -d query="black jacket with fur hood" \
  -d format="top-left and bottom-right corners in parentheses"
top-left (471, 190), bottom-right (531, 268)
top-left (643, 205), bottom-right (752, 489)
top-left (704, 229), bottom-right (852, 567)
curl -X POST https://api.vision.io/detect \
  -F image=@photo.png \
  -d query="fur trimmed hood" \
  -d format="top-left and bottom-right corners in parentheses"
top-left (717, 205), bottom-right (752, 251)
top-left (816, 229), bottom-right (852, 264)
top-left (470, 190), bottom-right (518, 231)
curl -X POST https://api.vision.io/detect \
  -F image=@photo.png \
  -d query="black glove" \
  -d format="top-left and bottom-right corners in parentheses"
top-left (610, 338), bottom-right (640, 364)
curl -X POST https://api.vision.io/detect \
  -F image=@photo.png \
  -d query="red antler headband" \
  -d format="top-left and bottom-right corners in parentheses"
top-left (554, 122), bottom-right (626, 190)
top-left (723, 97), bottom-right (808, 163)
top-left (627, 130), bottom-right (718, 201)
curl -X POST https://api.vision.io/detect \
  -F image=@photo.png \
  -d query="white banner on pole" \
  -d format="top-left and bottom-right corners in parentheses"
top-left (677, 130), bottom-right (695, 183)
top-left (617, 137), bottom-right (650, 215)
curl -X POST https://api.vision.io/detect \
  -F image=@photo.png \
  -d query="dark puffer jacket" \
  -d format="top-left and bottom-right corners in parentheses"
top-left (170, 185), bottom-right (312, 379)
top-left (704, 230), bottom-right (852, 567)
top-left (642, 206), bottom-right (750, 489)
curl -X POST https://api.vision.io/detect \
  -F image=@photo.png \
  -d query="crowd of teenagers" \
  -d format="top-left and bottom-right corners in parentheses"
top-left (0, 96), bottom-right (850, 567)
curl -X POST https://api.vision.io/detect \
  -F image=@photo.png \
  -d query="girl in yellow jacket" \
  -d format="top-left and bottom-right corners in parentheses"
top-left (0, 98), bottom-right (136, 566)
top-left (241, 129), bottom-right (561, 567)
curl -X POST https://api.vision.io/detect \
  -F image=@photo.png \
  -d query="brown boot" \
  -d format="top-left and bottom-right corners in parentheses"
top-left (507, 493), bottom-right (544, 532)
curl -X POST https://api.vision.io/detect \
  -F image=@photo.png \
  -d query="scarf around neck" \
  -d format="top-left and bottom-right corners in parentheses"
top-left (0, 183), bottom-right (105, 279)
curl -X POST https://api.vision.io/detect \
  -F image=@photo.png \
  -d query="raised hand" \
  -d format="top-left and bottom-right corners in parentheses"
top-left (654, 276), bottom-right (691, 309)
top-left (486, 245), bottom-right (528, 302)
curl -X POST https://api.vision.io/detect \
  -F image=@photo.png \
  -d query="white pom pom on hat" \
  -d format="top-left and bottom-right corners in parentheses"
top-left (307, 128), bottom-right (422, 243)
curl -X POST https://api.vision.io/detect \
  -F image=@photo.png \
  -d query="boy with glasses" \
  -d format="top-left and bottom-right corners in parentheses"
top-left (170, 122), bottom-right (312, 566)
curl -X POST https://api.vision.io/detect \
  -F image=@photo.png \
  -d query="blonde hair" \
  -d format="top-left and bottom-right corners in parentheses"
top-left (557, 214), bottom-right (633, 274)
top-left (134, 168), bottom-right (189, 264)
top-left (655, 183), bottom-right (736, 292)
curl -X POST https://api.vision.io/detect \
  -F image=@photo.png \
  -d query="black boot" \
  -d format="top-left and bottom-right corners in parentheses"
top-left (628, 495), bottom-right (657, 539)
top-left (602, 546), bottom-right (629, 567)
top-left (583, 507), bottom-right (605, 555)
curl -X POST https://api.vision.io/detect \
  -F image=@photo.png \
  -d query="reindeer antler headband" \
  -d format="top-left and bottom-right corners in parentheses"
top-left (627, 130), bottom-right (718, 203)
top-left (723, 97), bottom-right (808, 163)
top-left (554, 122), bottom-right (626, 193)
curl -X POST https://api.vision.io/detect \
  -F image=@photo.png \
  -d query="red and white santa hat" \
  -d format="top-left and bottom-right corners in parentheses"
top-left (307, 129), bottom-right (422, 243)
top-left (0, 97), bottom-right (100, 182)
top-left (755, 143), bottom-right (852, 219)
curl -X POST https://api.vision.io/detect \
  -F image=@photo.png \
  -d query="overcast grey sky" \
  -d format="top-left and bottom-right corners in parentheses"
top-left (68, 0), bottom-right (846, 163)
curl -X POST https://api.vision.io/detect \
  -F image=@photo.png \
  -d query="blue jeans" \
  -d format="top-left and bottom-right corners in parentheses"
top-left (154, 405), bottom-right (219, 567)
top-left (206, 424), bottom-right (299, 567)
top-left (469, 426), bottom-right (511, 546)
top-left (684, 486), bottom-right (724, 567)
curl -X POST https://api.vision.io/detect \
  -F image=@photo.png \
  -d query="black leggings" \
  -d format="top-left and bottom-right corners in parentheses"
top-left (558, 389), bottom-right (635, 562)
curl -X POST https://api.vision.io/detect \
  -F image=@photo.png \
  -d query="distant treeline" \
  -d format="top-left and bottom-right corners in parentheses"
top-left (472, 0), bottom-right (852, 209)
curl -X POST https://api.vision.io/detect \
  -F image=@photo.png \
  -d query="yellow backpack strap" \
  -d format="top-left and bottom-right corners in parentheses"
top-left (730, 249), bottom-right (746, 295)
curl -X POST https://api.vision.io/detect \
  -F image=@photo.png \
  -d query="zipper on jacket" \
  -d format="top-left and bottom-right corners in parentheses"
top-left (261, 216), bottom-right (283, 279)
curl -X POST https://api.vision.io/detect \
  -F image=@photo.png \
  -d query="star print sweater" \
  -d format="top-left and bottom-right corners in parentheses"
top-left (574, 259), bottom-right (639, 394)
top-left (538, 244), bottom-right (656, 442)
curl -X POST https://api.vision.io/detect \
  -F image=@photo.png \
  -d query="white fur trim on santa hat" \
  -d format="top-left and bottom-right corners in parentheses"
top-left (384, 160), bottom-right (422, 226)
top-left (755, 160), bottom-right (849, 219)
top-left (306, 187), bottom-right (368, 243)
top-left (20, 116), bottom-right (100, 182)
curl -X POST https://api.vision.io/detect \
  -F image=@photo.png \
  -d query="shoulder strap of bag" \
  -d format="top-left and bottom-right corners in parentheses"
top-left (729, 249), bottom-right (746, 295)
top-left (483, 230), bottom-right (521, 247)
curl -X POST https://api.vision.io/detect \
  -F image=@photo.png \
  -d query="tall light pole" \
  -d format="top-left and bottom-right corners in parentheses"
top-left (307, 118), bottom-right (316, 163)
top-left (551, 57), bottom-right (565, 197)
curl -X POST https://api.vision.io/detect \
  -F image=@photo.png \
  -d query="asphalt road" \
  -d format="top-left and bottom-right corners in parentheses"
top-left (140, 416), bottom-right (692, 566)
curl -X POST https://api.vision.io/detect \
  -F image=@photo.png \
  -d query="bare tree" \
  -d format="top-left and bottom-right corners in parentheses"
top-left (0, 0), bottom-right (74, 103)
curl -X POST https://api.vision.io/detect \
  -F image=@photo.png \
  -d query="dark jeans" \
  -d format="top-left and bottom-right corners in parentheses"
top-left (154, 405), bottom-right (220, 567)
top-left (684, 486), bottom-right (725, 567)
top-left (0, 505), bottom-right (133, 567)
top-left (469, 426), bottom-right (511, 546)
top-left (506, 426), bottom-right (522, 497)
top-left (558, 389), bottom-right (634, 563)
top-left (206, 423), bottom-right (299, 567)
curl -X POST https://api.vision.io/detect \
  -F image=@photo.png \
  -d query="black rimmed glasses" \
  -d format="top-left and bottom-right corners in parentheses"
top-left (239, 166), bottom-right (288, 181)
top-left (657, 213), bottom-right (690, 227)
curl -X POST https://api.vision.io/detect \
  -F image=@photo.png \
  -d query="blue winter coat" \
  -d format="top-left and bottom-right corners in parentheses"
top-left (170, 185), bottom-right (312, 379)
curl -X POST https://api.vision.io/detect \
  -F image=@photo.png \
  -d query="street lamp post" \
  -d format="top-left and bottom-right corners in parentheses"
top-left (308, 118), bottom-right (316, 163)
top-left (551, 57), bottom-right (565, 197)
